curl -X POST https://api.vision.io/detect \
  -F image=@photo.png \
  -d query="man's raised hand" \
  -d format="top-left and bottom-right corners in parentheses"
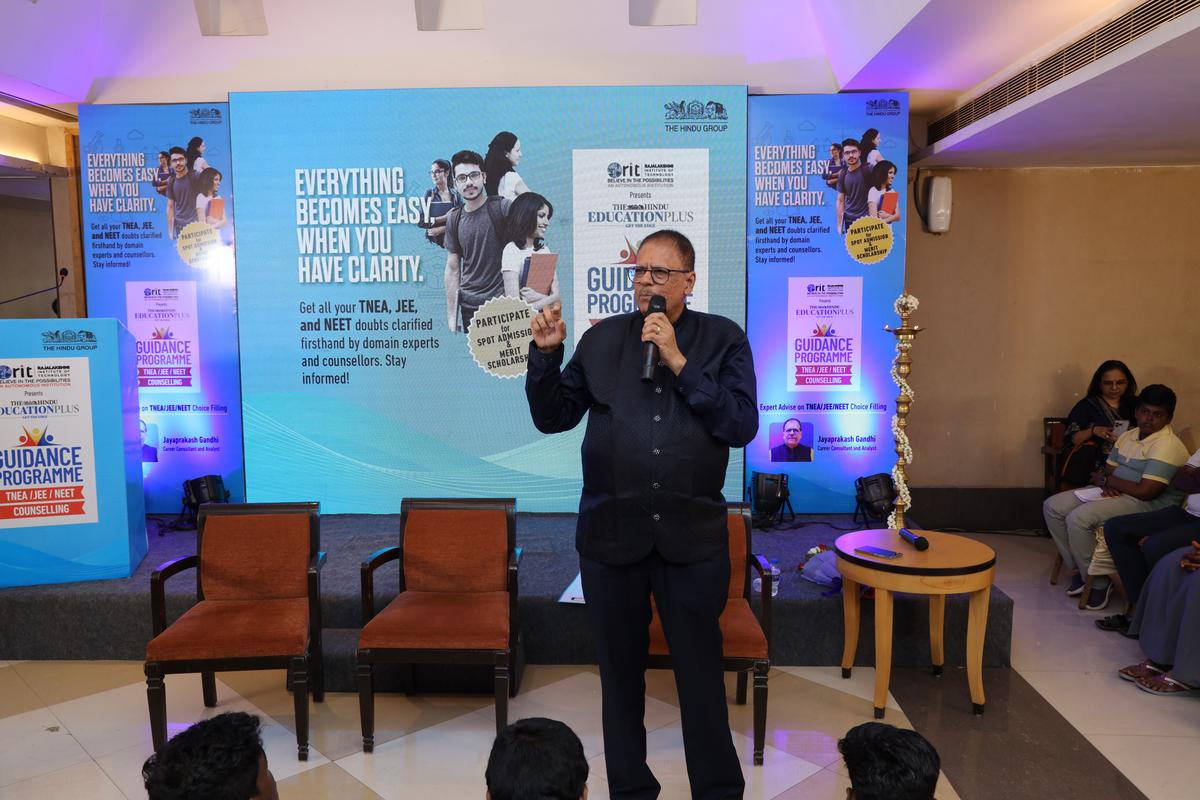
top-left (531, 303), bottom-right (567, 353)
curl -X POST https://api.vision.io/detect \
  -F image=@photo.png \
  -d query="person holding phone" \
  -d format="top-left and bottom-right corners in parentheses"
top-left (1059, 360), bottom-right (1138, 487)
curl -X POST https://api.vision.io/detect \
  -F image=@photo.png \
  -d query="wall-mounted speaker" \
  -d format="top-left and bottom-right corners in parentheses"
top-left (925, 176), bottom-right (952, 233)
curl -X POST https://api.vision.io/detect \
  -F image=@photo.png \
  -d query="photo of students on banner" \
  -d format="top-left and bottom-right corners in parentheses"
top-left (229, 86), bottom-right (746, 512)
top-left (747, 92), bottom-right (907, 511)
top-left (80, 103), bottom-right (244, 512)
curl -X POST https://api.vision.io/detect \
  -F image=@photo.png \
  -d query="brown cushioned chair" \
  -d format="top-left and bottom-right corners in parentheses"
top-left (357, 497), bottom-right (518, 752)
top-left (145, 502), bottom-right (325, 760)
top-left (647, 503), bottom-right (771, 765)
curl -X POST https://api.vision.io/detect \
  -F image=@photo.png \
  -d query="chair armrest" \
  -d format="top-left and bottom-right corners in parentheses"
top-left (508, 549), bottom-right (521, 648)
top-left (308, 551), bottom-right (327, 635)
top-left (150, 555), bottom-right (197, 637)
top-left (508, 548), bottom-right (521, 593)
top-left (750, 553), bottom-right (772, 646)
top-left (361, 546), bottom-right (401, 624)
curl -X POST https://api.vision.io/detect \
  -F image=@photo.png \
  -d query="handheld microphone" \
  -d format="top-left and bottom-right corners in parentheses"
top-left (899, 528), bottom-right (929, 551)
top-left (641, 295), bottom-right (667, 382)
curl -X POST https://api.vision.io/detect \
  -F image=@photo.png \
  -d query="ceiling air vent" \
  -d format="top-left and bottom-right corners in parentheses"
top-left (928, 0), bottom-right (1200, 144)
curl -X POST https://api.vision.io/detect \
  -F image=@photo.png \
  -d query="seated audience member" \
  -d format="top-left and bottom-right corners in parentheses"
top-left (486, 717), bottom-right (588, 800)
top-left (1098, 446), bottom-right (1200, 633)
top-left (839, 721), bottom-right (940, 800)
top-left (142, 712), bottom-right (278, 800)
top-left (1043, 384), bottom-right (1189, 611)
top-left (1117, 540), bottom-right (1200, 696)
top-left (1059, 360), bottom-right (1138, 487)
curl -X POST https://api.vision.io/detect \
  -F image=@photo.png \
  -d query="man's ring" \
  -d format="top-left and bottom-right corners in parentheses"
top-left (654, 325), bottom-right (660, 334)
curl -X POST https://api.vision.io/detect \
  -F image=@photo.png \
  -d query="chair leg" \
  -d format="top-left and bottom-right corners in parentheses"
top-left (1078, 574), bottom-right (1096, 610)
top-left (311, 638), bottom-right (325, 703)
top-left (494, 655), bottom-right (509, 734)
top-left (752, 661), bottom-right (769, 766)
top-left (357, 660), bottom-right (375, 753)
top-left (508, 641), bottom-right (520, 698)
top-left (735, 670), bottom-right (748, 705)
top-left (1050, 553), bottom-right (1063, 585)
top-left (201, 671), bottom-right (217, 707)
top-left (1111, 572), bottom-right (1129, 613)
top-left (145, 665), bottom-right (167, 753)
top-left (290, 656), bottom-right (309, 761)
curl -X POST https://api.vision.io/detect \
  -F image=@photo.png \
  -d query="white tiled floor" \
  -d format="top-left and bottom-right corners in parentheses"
top-left (0, 660), bottom-right (944, 799)
top-left (3, 532), bottom-right (1197, 798)
top-left (961, 530), bottom-right (1200, 799)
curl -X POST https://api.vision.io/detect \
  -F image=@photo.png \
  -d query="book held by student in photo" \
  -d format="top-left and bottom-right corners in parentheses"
top-left (880, 191), bottom-right (898, 216)
top-left (523, 252), bottom-right (557, 296)
top-left (426, 200), bottom-right (455, 226)
top-left (208, 197), bottom-right (225, 220)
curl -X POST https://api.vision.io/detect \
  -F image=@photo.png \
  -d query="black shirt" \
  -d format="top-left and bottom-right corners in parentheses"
top-left (526, 307), bottom-right (758, 565)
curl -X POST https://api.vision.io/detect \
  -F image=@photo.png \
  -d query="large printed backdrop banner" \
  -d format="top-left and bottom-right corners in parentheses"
top-left (230, 87), bottom-right (746, 512)
top-left (746, 93), bottom-right (908, 511)
top-left (79, 104), bottom-right (245, 512)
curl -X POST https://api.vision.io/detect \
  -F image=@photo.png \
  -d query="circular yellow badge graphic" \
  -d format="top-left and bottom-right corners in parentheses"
top-left (468, 295), bottom-right (535, 378)
top-left (844, 216), bottom-right (894, 265)
top-left (175, 221), bottom-right (222, 268)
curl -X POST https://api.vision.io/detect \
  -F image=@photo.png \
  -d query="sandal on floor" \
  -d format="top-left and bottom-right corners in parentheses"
top-left (1135, 673), bottom-right (1200, 697)
top-left (1118, 660), bottom-right (1166, 682)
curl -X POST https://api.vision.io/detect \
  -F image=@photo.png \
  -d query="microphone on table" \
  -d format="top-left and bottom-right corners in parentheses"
top-left (641, 295), bottom-right (667, 382)
top-left (899, 527), bottom-right (929, 551)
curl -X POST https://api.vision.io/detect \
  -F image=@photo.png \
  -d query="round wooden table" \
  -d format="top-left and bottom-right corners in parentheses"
top-left (835, 529), bottom-right (996, 719)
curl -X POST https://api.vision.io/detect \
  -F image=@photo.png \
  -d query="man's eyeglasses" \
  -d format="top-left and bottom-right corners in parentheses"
top-left (453, 170), bottom-right (483, 184)
top-left (784, 428), bottom-right (801, 435)
top-left (626, 266), bottom-right (690, 285)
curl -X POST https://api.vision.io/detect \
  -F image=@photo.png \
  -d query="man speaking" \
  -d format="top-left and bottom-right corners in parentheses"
top-left (526, 230), bottom-right (758, 800)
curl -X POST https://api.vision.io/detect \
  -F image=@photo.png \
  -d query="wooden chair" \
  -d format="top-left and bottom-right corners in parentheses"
top-left (646, 503), bottom-right (772, 765)
top-left (1042, 417), bottom-right (1069, 584)
top-left (357, 497), bottom-right (518, 752)
top-left (145, 502), bottom-right (325, 760)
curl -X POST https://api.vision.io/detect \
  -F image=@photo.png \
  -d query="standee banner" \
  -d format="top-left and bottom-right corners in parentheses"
top-left (230, 86), bottom-right (746, 512)
top-left (79, 104), bottom-right (245, 511)
top-left (746, 93), bottom-right (908, 511)
top-left (0, 357), bottom-right (97, 529)
top-left (0, 319), bottom-right (146, 588)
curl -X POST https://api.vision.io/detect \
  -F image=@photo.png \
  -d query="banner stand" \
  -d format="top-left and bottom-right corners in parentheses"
top-left (0, 318), bottom-right (146, 588)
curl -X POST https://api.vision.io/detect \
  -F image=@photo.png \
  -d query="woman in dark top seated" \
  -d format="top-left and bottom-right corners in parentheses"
top-left (1060, 360), bottom-right (1137, 487)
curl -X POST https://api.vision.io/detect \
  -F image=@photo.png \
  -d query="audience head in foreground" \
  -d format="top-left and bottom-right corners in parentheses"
top-left (486, 717), bottom-right (588, 800)
top-left (839, 721), bottom-right (939, 800)
top-left (142, 711), bottom-right (278, 800)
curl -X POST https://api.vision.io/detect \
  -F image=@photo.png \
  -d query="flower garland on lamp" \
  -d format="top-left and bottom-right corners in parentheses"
top-left (883, 292), bottom-right (923, 529)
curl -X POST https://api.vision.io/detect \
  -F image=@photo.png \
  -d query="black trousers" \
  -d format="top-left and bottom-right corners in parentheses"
top-left (580, 549), bottom-right (744, 800)
top-left (1104, 506), bottom-right (1200, 603)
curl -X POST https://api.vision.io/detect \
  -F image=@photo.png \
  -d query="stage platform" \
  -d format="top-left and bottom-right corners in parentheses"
top-left (0, 514), bottom-right (1012, 693)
